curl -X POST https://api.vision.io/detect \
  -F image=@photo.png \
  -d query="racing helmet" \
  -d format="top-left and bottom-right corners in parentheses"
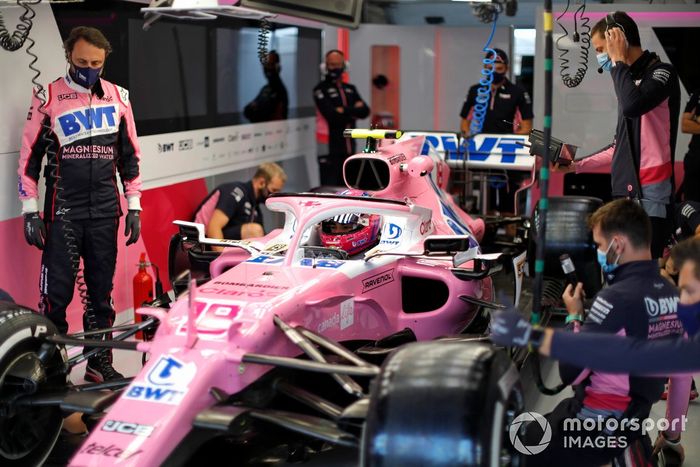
top-left (319, 190), bottom-right (381, 256)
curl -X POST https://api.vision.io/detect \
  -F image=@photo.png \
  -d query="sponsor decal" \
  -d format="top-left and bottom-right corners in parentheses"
top-left (298, 200), bottom-right (321, 207)
top-left (417, 134), bottom-right (527, 165)
top-left (246, 255), bottom-right (284, 265)
top-left (228, 133), bottom-right (239, 142)
top-left (213, 137), bottom-right (225, 143)
top-left (62, 145), bottom-right (115, 160)
top-left (100, 94), bottom-right (113, 102)
top-left (388, 153), bottom-right (406, 165)
top-left (57, 92), bottom-right (77, 101)
top-left (362, 269), bottom-right (394, 293)
top-left (124, 355), bottom-right (196, 405)
top-left (340, 298), bottom-right (354, 329)
top-left (157, 142), bottom-right (174, 153)
top-left (317, 313), bottom-right (339, 333)
top-left (263, 243), bottom-right (288, 254)
top-left (79, 442), bottom-right (142, 460)
top-left (179, 139), bottom-right (193, 151)
top-left (644, 296), bottom-right (679, 318)
top-left (299, 258), bottom-right (344, 269)
top-left (174, 302), bottom-right (242, 338)
top-left (241, 133), bottom-right (252, 140)
top-left (380, 223), bottom-right (403, 246)
top-left (204, 136), bottom-right (210, 147)
top-left (199, 287), bottom-right (282, 298)
top-left (118, 86), bottom-right (129, 103)
top-left (56, 105), bottom-right (118, 145)
top-left (212, 280), bottom-right (289, 290)
top-left (101, 420), bottom-right (154, 437)
top-left (419, 219), bottom-right (432, 235)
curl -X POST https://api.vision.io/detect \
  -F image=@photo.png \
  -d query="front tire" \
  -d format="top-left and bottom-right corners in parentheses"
top-left (0, 304), bottom-right (66, 466)
top-left (362, 341), bottom-right (524, 467)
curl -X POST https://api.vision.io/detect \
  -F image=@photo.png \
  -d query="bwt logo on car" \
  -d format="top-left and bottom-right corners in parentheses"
top-left (57, 105), bottom-right (118, 143)
top-left (420, 134), bottom-right (527, 163)
top-left (381, 223), bottom-right (403, 246)
top-left (124, 355), bottom-right (196, 405)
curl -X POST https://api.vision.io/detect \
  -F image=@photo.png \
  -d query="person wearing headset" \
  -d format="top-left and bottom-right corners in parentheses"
top-left (313, 50), bottom-right (370, 186)
top-left (17, 26), bottom-right (142, 383)
top-left (243, 51), bottom-right (288, 123)
top-left (494, 199), bottom-right (686, 466)
top-left (492, 235), bottom-right (700, 464)
top-left (554, 11), bottom-right (680, 259)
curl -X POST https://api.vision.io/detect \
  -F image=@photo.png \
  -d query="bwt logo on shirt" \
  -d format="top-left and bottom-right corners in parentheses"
top-left (644, 296), bottom-right (679, 318)
top-left (56, 105), bottom-right (118, 145)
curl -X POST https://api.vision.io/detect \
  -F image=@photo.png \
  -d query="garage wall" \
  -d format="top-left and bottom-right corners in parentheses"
top-left (0, 4), bottom-right (316, 330)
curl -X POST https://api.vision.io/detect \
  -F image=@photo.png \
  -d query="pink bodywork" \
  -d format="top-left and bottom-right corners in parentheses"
top-left (70, 136), bottom-right (492, 466)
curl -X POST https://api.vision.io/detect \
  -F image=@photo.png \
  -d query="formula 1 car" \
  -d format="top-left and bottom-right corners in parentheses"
top-left (0, 130), bottom-right (524, 467)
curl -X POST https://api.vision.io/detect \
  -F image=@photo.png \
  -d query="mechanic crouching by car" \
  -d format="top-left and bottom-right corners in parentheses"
top-left (492, 199), bottom-right (687, 466)
top-left (17, 27), bottom-right (142, 383)
top-left (193, 162), bottom-right (286, 251)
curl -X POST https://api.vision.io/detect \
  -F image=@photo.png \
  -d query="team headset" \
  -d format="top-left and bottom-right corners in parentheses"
top-left (319, 49), bottom-right (349, 77)
top-left (597, 12), bottom-right (628, 73)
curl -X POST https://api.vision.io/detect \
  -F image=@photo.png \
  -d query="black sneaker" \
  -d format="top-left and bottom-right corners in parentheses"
top-left (85, 355), bottom-right (124, 383)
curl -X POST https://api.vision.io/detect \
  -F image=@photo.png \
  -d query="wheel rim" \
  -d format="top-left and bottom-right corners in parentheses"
top-left (0, 351), bottom-right (62, 461)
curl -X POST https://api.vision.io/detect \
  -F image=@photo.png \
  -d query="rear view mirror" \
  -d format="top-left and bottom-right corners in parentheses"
top-left (423, 235), bottom-right (471, 255)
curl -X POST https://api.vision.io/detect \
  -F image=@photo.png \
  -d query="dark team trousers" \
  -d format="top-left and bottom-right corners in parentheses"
top-left (650, 215), bottom-right (671, 259)
top-left (39, 218), bottom-right (118, 345)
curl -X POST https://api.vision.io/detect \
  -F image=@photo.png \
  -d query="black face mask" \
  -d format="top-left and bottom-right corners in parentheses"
top-left (492, 71), bottom-right (506, 84)
top-left (257, 185), bottom-right (270, 203)
top-left (326, 67), bottom-right (344, 81)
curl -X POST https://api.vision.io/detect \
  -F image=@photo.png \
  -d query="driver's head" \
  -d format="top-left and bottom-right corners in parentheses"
top-left (320, 213), bottom-right (381, 256)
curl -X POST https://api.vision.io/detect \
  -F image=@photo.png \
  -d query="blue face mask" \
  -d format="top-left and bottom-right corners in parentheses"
top-left (677, 301), bottom-right (700, 336)
top-left (71, 65), bottom-right (101, 88)
top-left (596, 53), bottom-right (612, 72)
top-left (596, 239), bottom-right (619, 275)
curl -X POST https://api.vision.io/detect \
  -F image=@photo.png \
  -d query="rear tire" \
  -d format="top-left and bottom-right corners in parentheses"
top-left (0, 304), bottom-right (66, 466)
top-left (362, 341), bottom-right (524, 467)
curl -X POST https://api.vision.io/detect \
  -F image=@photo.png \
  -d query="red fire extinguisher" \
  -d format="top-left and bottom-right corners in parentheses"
top-left (133, 252), bottom-right (153, 340)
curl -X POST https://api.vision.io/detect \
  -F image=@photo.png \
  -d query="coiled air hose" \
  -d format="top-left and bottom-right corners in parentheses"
top-left (468, 15), bottom-right (499, 137)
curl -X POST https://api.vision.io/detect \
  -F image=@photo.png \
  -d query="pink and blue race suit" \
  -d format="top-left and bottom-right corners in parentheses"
top-left (17, 74), bottom-right (142, 334)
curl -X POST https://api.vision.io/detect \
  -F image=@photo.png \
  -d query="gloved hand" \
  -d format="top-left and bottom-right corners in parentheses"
top-left (490, 308), bottom-right (535, 347)
top-left (23, 212), bottom-right (46, 250)
top-left (653, 432), bottom-right (684, 464)
top-left (124, 210), bottom-right (141, 246)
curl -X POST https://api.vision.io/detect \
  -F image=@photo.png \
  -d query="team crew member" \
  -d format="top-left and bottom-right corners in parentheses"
top-left (313, 50), bottom-right (370, 186)
top-left (492, 236), bottom-right (700, 462)
top-left (459, 48), bottom-right (533, 136)
top-left (557, 12), bottom-right (680, 258)
top-left (681, 90), bottom-right (700, 202)
top-left (193, 163), bottom-right (286, 251)
top-left (243, 51), bottom-right (288, 123)
top-left (17, 27), bottom-right (142, 382)
top-left (494, 200), bottom-right (686, 466)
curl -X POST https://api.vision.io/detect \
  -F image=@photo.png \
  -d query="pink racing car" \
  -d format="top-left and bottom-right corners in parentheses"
top-left (0, 130), bottom-right (524, 467)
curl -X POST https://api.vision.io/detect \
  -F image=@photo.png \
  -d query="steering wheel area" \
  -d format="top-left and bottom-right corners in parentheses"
top-left (302, 246), bottom-right (348, 260)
